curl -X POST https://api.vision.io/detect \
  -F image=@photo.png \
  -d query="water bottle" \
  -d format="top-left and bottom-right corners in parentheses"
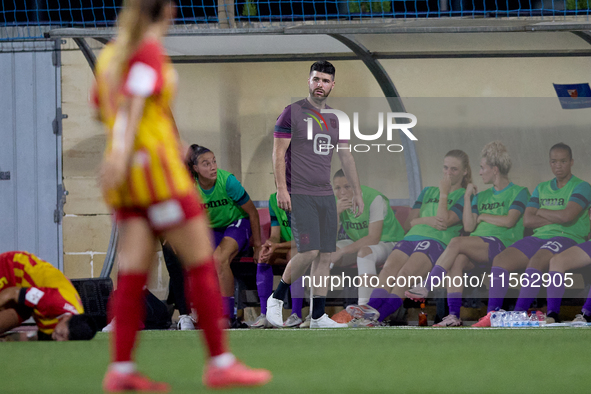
top-left (528, 312), bottom-right (539, 327)
top-left (490, 311), bottom-right (501, 327)
top-left (515, 311), bottom-right (528, 327)
top-left (509, 311), bottom-right (520, 327)
top-left (418, 311), bottom-right (428, 326)
top-left (500, 311), bottom-right (510, 327)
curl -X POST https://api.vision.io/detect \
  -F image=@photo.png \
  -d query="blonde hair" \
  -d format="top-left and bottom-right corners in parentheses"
top-left (445, 149), bottom-right (472, 189)
top-left (107, 0), bottom-right (170, 88)
top-left (481, 141), bottom-right (512, 176)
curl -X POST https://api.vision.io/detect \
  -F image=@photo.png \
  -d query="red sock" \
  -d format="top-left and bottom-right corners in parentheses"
top-left (186, 260), bottom-right (228, 358)
top-left (113, 273), bottom-right (148, 362)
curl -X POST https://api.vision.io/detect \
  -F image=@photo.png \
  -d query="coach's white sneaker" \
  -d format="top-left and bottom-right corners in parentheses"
top-left (266, 295), bottom-right (284, 327)
top-left (177, 314), bottom-right (196, 330)
top-left (310, 314), bottom-right (348, 328)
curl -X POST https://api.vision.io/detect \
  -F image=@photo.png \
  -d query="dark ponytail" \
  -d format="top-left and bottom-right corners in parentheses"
top-left (186, 144), bottom-right (211, 178)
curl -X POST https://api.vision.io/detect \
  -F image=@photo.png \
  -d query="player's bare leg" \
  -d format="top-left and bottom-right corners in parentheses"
top-left (164, 215), bottom-right (271, 388)
top-left (103, 218), bottom-right (170, 393)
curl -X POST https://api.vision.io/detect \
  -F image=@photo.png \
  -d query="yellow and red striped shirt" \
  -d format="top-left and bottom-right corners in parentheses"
top-left (93, 39), bottom-right (194, 209)
top-left (0, 251), bottom-right (84, 335)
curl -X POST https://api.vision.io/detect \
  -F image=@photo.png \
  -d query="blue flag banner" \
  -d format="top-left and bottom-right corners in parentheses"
top-left (553, 83), bottom-right (591, 110)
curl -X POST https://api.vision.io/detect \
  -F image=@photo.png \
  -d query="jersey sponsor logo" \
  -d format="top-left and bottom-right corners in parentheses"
top-left (202, 198), bottom-right (230, 209)
top-left (343, 220), bottom-right (369, 230)
top-left (540, 198), bottom-right (565, 207)
top-left (0, 277), bottom-right (7, 290)
top-left (25, 287), bottom-right (45, 306)
top-left (480, 202), bottom-right (506, 211)
top-left (425, 197), bottom-right (454, 205)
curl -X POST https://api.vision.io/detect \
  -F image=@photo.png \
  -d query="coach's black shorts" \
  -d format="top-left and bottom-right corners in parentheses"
top-left (291, 194), bottom-right (337, 253)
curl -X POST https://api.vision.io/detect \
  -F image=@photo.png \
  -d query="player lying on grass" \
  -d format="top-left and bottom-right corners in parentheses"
top-left (470, 143), bottom-right (591, 327)
top-left (405, 141), bottom-right (529, 327)
top-left (345, 150), bottom-right (471, 326)
top-left (0, 251), bottom-right (96, 341)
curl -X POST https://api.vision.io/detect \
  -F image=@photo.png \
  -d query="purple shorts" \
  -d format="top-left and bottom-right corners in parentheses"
top-left (212, 218), bottom-right (252, 253)
top-left (477, 236), bottom-right (506, 263)
top-left (509, 236), bottom-right (578, 260)
top-left (393, 239), bottom-right (445, 265)
top-left (573, 241), bottom-right (591, 259)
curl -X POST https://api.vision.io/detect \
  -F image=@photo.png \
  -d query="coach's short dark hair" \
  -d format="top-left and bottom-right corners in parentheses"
top-left (68, 314), bottom-right (97, 341)
top-left (310, 61), bottom-right (335, 79)
top-left (550, 143), bottom-right (572, 160)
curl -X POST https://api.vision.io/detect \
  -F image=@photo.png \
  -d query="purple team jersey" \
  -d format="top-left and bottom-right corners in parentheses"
top-left (274, 98), bottom-right (346, 196)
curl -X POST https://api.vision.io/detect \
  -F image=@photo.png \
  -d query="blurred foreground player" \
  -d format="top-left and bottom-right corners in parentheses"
top-left (92, 0), bottom-right (271, 391)
top-left (0, 251), bottom-right (96, 341)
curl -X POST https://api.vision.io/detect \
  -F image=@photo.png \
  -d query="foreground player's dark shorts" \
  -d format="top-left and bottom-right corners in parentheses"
top-left (291, 194), bottom-right (337, 254)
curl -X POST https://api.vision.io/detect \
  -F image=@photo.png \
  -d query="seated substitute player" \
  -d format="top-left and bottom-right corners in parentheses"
top-left (543, 243), bottom-right (591, 324)
top-left (346, 150), bottom-right (471, 325)
top-left (330, 169), bottom-right (405, 305)
top-left (0, 251), bottom-right (96, 341)
top-left (187, 144), bottom-right (262, 326)
top-left (406, 141), bottom-right (530, 327)
top-left (252, 192), bottom-right (305, 328)
top-left (472, 142), bottom-right (591, 327)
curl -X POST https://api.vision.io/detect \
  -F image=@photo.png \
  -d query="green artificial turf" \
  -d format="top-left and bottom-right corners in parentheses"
top-left (1, 328), bottom-right (589, 393)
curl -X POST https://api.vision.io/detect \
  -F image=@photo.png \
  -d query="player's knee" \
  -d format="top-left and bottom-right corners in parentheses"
top-left (358, 247), bottom-right (372, 258)
top-left (492, 253), bottom-right (511, 270)
top-left (528, 256), bottom-right (549, 272)
top-left (302, 249), bottom-right (320, 261)
top-left (447, 237), bottom-right (462, 252)
top-left (548, 255), bottom-right (563, 271)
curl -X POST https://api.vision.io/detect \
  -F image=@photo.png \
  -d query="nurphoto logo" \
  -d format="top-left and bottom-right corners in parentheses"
top-left (305, 109), bottom-right (417, 153)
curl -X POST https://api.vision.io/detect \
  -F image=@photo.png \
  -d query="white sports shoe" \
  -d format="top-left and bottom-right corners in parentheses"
top-left (102, 319), bottom-right (115, 333)
top-left (433, 314), bottom-right (462, 327)
top-left (310, 314), bottom-right (348, 328)
top-left (177, 314), bottom-right (196, 330)
top-left (266, 295), bottom-right (284, 328)
top-left (348, 318), bottom-right (384, 328)
top-left (299, 315), bottom-right (311, 328)
top-left (569, 314), bottom-right (589, 326)
top-left (346, 304), bottom-right (380, 321)
top-left (250, 314), bottom-right (272, 329)
top-left (283, 313), bottom-right (303, 328)
top-left (405, 286), bottom-right (429, 302)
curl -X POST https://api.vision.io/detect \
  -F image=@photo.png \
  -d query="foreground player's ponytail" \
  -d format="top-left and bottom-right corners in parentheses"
top-left (186, 144), bottom-right (212, 178)
top-left (445, 149), bottom-right (472, 189)
top-left (108, 0), bottom-right (171, 89)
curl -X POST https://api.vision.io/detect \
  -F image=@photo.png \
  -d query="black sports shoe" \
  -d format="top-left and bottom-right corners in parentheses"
top-left (230, 318), bottom-right (249, 329)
